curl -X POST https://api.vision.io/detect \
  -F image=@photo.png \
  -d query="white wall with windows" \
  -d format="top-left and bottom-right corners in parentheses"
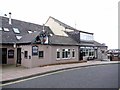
top-left (56, 47), bottom-right (77, 61)
top-left (21, 45), bottom-right (79, 68)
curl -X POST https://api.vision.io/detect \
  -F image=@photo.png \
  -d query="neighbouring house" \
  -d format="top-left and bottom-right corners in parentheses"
top-left (107, 49), bottom-right (120, 61)
top-left (0, 14), bottom-right (108, 68)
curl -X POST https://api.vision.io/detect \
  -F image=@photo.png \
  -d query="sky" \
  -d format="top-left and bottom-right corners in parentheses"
top-left (0, 0), bottom-right (119, 49)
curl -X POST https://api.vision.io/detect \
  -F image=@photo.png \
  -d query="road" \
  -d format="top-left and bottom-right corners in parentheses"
top-left (3, 64), bottom-right (119, 88)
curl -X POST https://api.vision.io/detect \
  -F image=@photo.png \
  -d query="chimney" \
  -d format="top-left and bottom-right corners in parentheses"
top-left (9, 12), bottom-right (12, 25)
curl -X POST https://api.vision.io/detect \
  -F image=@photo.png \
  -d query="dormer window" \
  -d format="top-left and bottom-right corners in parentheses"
top-left (13, 28), bottom-right (20, 34)
top-left (0, 27), bottom-right (2, 31)
top-left (28, 30), bottom-right (32, 33)
top-left (4, 28), bottom-right (9, 31)
top-left (80, 32), bottom-right (94, 41)
top-left (16, 35), bottom-right (22, 40)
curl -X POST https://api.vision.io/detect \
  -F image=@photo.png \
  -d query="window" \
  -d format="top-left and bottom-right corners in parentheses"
top-left (56, 49), bottom-right (60, 59)
top-left (28, 30), bottom-right (32, 33)
top-left (88, 49), bottom-right (94, 56)
top-left (80, 32), bottom-right (94, 41)
top-left (72, 49), bottom-right (75, 57)
top-left (4, 28), bottom-right (9, 31)
top-left (62, 49), bottom-right (71, 59)
top-left (24, 51), bottom-right (28, 59)
top-left (8, 50), bottom-right (14, 58)
top-left (39, 51), bottom-right (44, 58)
top-left (62, 49), bottom-right (65, 58)
top-left (16, 35), bottom-right (22, 40)
top-left (68, 49), bottom-right (71, 58)
top-left (85, 49), bottom-right (88, 56)
top-left (32, 46), bottom-right (38, 56)
top-left (13, 28), bottom-right (20, 33)
top-left (0, 27), bottom-right (2, 31)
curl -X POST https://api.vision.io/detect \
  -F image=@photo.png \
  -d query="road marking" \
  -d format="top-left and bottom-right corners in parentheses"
top-left (1, 64), bottom-right (111, 87)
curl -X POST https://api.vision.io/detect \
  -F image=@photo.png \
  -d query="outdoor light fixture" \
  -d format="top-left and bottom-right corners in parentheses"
top-left (13, 43), bottom-right (16, 48)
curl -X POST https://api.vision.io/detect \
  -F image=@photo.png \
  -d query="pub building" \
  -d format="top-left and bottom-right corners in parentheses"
top-left (0, 14), bottom-right (107, 68)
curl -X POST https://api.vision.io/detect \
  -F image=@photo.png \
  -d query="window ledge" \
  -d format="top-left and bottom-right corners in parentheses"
top-left (62, 58), bottom-right (71, 60)
top-left (56, 58), bottom-right (61, 60)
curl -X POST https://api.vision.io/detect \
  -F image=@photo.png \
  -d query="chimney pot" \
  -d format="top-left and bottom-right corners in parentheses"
top-left (9, 12), bottom-right (11, 14)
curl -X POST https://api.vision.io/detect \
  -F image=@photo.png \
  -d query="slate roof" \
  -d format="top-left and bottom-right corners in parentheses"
top-left (65, 31), bottom-right (80, 43)
top-left (0, 16), bottom-right (53, 44)
top-left (94, 41), bottom-right (107, 47)
top-left (0, 16), bottom-right (107, 47)
top-left (18, 31), bottom-right (40, 44)
top-left (18, 31), bottom-right (106, 47)
top-left (49, 35), bottom-right (79, 46)
top-left (18, 31), bottom-right (79, 46)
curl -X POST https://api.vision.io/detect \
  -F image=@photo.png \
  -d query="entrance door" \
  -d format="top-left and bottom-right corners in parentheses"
top-left (79, 50), bottom-right (83, 60)
top-left (17, 48), bottom-right (21, 64)
top-left (2, 48), bottom-right (7, 64)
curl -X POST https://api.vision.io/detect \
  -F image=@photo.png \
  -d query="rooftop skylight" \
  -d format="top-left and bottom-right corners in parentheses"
top-left (28, 30), bottom-right (32, 33)
top-left (13, 28), bottom-right (20, 34)
top-left (4, 28), bottom-right (9, 31)
top-left (0, 27), bottom-right (2, 31)
top-left (16, 35), bottom-right (22, 40)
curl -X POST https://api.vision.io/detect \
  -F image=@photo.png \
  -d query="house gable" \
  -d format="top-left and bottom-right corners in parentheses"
top-left (45, 17), bottom-right (68, 36)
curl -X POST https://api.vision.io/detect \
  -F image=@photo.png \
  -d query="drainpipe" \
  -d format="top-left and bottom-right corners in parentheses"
top-left (13, 43), bottom-right (17, 67)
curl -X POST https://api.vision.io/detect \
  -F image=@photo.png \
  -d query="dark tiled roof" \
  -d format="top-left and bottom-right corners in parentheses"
top-left (65, 31), bottom-right (80, 43)
top-left (94, 41), bottom-right (107, 47)
top-left (1, 16), bottom-right (53, 44)
top-left (18, 31), bottom-right (40, 44)
top-left (49, 35), bottom-right (79, 46)
top-left (1, 16), bottom-right (107, 47)
top-left (79, 42), bottom-right (95, 47)
top-left (18, 33), bottom-right (79, 46)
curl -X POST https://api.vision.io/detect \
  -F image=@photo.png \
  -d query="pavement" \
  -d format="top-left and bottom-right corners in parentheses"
top-left (0, 60), bottom-right (120, 84)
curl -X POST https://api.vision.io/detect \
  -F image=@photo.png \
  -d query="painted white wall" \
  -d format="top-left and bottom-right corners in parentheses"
top-left (45, 17), bottom-right (68, 36)
top-left (21, 44), bottom-right (79, 68)
top-left (50, 45), bottom-right (79, 63)
top-left (21, 45), bottom-right (32, 68)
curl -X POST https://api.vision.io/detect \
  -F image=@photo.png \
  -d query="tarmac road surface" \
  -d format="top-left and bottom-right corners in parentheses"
top-left (3, 64), bottom-right (119, 88)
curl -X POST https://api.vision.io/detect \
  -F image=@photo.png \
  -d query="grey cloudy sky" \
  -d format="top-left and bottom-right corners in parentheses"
top-left (0, 0), bottom-right (118, 49)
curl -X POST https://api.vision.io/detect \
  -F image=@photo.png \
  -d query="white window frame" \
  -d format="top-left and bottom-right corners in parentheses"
top-left (4, 28), bottom-right (9, 31)
top-left (28, 30), bottom-right (32, 33)
top-left (0, 27), bottom-right (2, 31)
top-left (13, 28), bottom-right (20, 33)
top-left (62, 48), bottom-right (71, 59)
top-left (56, 49), bottom-right (61, 60)
top-left (16, 35), bottom-right (22, 40)
top-left (72, 49), bottom-right (75, 58)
